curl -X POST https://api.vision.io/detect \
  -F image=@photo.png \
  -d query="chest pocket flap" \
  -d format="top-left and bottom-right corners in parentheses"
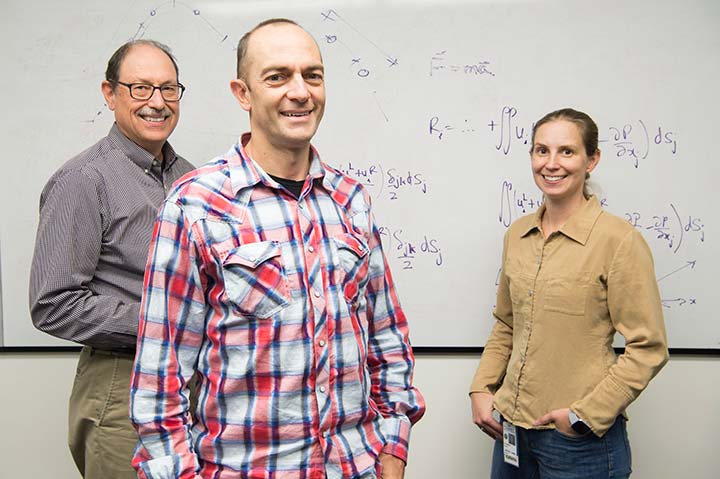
top-left (218, 240), bottom-right (289, 319)
top-left (331, 233), bottom-right (370, 302)
top-left (331, 233), bottom-right (369, 260)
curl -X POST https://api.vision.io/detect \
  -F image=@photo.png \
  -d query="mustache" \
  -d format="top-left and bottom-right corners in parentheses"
top-left (137, 107), bottom-right (172, 117)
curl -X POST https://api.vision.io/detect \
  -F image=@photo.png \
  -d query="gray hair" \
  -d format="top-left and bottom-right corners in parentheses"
top-left (105, 39), bottom-right (179, 88)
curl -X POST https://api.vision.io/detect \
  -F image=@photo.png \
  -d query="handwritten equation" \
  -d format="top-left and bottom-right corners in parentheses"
top-left (498, 180), bottom-right (544, 227)
top-left (625, 205), bottom-right (704, 253)
top-left (428, 106), bottom-right (680, 167)
top-left (430, 51), bottom-right (495, 78)
top-left (337, 162), bottom-right (428, 201)
top-left (379, 227), bottom-right (443, 270)
top-left (429, 105), bottom-right (533, 156)
top-left (603, 121), bottom-right (677, 168)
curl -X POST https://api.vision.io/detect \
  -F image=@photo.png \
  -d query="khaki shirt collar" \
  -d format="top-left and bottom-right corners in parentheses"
top-left (521, 195), bottom-right (603, 246)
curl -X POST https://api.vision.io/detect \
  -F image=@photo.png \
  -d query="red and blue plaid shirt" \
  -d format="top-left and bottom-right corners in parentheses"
top-left (130, 134), bottom-right (425, 479)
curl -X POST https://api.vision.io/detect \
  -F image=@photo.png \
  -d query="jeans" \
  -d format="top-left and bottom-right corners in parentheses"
top-left (491, 416), bottom-right (632, 479)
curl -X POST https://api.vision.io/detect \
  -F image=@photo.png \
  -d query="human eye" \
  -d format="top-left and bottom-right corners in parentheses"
top-left (304, 71), bottom-right (324, 83)
top-left (533, 145), bottom-right (547, 155)
top-left (562, 147), bottom-right (574, 155)
top-left (265, 73), bottom-right (286, 84)
top-left (161, 84), bottom-right (179, 94)
top-left (132, 84), bottom-right (153, 95)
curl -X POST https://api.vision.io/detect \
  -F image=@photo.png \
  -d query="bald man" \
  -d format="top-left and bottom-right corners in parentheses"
top-left (130, 19), bottom-right (425, 479)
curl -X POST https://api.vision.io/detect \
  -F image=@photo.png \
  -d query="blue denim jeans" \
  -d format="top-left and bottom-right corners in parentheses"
top-left (491, 416), bottom-right (632, 479)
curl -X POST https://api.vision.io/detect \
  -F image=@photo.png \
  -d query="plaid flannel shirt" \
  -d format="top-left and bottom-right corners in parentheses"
top-left (130, 134), bottom-right (425, 479)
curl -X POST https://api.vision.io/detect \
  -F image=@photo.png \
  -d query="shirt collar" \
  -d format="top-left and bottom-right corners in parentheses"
top-left (107, 122), bottom-right (178, 171)
top-left (228, 132), bottom-right (329, 196)
top-left (522, 195), bottom-right (603, 245)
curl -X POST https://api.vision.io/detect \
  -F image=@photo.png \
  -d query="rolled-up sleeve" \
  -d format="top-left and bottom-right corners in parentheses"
top-left (364, 211), bottom-right (426, 463)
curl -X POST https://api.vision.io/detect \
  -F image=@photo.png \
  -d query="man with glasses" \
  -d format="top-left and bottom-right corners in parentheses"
top-left (29, 39), bottom-right (194, 479)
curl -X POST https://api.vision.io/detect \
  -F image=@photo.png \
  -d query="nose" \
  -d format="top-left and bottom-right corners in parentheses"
top-left (147, 87), bottom-right (167, 108)
top-left (546, 151), bottom-right (559, 168)
top-left (286, 74), bottom-right (310, 102)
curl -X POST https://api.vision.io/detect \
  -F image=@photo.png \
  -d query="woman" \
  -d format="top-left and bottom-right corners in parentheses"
top-left (470, 108), bottom-right (668, 478)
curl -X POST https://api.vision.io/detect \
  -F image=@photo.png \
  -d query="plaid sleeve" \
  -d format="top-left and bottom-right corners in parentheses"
top-left (130, 200), bottom-right (206, 479)
top-left (364, 210), bottom-right (426, 463)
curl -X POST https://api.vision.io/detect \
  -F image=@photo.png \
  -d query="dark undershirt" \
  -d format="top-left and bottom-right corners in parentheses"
top-left (269, 174), bottom-right (305, 199)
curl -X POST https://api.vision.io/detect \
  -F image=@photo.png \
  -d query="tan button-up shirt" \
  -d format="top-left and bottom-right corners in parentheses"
top-left (470, 196), bottom-right (668, 436)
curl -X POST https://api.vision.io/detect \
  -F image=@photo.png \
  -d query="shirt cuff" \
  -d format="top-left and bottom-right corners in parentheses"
top-left (135, 452), bottom-right (199, 479)
top-left (380, 416), bottom-right (412, 463)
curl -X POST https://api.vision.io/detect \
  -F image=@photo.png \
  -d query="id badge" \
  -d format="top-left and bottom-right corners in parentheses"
top-left (502, 421), bottom-right (519, 467)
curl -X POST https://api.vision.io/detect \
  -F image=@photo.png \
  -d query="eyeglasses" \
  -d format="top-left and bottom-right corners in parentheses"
top-left (111, 80), bottom-right (185, 101)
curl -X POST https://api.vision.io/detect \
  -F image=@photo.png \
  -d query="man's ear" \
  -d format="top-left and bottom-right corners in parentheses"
top-left (101, 80), bottom-right (116, 111)
top-left (230, 79), bottom-right (252, 112)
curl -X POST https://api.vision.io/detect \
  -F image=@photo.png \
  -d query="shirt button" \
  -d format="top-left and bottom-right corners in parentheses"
top-left (528, 291), bottom-right (533, 297)
top-left (308, 245), bottom-right (315, 253)
top-left (314, 291), bottom-right (321, 298)
top-left (144, 168), bottom-right (150, 174)
top-left (319, 340), bottom-right (326, 347)
top-left (249, 256), bottom-right (256, 262)
top-left (319, 386), bottom-right (326, 393)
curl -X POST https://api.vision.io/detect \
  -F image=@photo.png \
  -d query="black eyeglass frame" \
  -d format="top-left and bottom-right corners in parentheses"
top-left (110, 80), bottom-right (185, 101)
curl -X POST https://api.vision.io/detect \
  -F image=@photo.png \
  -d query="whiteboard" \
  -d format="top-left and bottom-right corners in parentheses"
top-left (1, 0), bottom-right (717, 349)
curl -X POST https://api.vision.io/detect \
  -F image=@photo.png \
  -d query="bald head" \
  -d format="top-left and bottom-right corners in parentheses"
top-left (235, 18), bottom-right (320, 80)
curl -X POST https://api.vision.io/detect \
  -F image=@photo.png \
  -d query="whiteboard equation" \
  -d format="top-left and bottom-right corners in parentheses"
top-left (430, 51), bottom-right (495, 78)
top-left (428, 106), bottom-right (679, 168)
top-left (379, 227), bottom-right (443, 271)
top-left (604, 121), bottom-right (677, 168)
top-left (498, 179), bottom-right (704, 255)
top-left (625, 205), bottom-right (704, 254)
top-left (498, 180), bottom-right (547, 227)
top-left (337, 162), bottom-right (428, 201)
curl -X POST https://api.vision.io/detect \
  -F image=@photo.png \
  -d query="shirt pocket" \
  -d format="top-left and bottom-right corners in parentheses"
top-left (543, 273), bottom-right (590, 316)
top-left (330, 233), bottom-right (370, 303)
top-left (218, 240), bottom-right (290, 319)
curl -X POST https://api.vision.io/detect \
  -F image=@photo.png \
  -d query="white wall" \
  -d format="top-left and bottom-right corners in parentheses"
top-left (2, 353), bottom-right (717, 478)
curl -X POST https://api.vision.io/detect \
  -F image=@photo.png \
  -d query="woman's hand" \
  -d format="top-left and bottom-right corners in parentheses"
top-left (533, 408), bottom-right (581, 437)
top-left (470, 392), bottom-right (503, 440)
